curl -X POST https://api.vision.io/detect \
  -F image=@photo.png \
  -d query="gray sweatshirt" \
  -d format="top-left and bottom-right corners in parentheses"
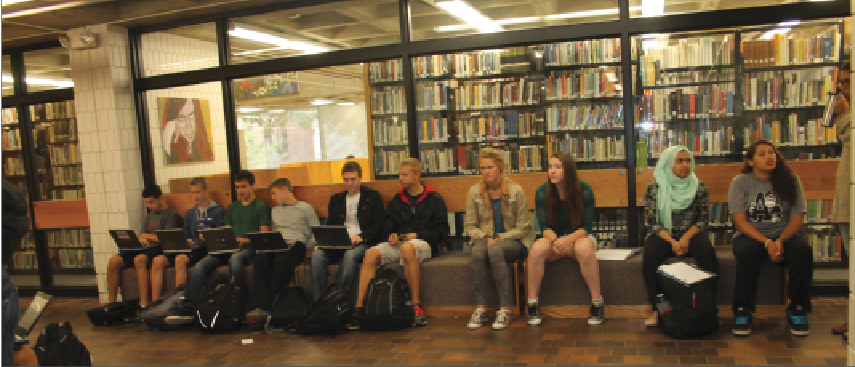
top-left (272, 201), bottom-right (320, 248)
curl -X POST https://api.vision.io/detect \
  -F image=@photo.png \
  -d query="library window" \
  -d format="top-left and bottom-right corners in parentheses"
top-left (139, 22), bottom-right (219, 77)
top-left (23, 47), bottom-right (72, 93)
top-left (228, 0), bottom-right (401, 65)
top-left (146, 82), bottom-right (231, 193)
top-left (409, 0), bottom-right (620, 42)
top-left (628, 0), bottom-right (819, 18)
top-left (235, 62), bottom-right (371, 186)
top-left (28, 101), bottom-right (83, 201)
top-left (2, 55), bottom-right (12, 96)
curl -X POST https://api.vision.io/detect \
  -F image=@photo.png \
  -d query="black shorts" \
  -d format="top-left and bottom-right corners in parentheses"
top-left (158, 247), bottom-right (207, 267)
top-left (119, 246), bottom-right (163, 269)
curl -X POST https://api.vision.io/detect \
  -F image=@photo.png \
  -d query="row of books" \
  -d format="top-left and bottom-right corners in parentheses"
top-left (742, 32), bottom-right (841, 68)
top-left (18, 232), bottom-right (35, 249)
top-left (455, 111), bottom-right (545, 143)
top-left (47, 119), bottom-right (79, 143)
top-left (593, 207), bottom-right (629, 233)
top-left (372, 117), bottom-right (409, 146)
top-left (593, 232), bottom-right (631, 249)
top-left (417, 115), bottom-right (449, 143)
top-left (708, 202), bottom-right (732, 228)
top-left (419, 148), bottom-right (456, 174)
top-left (805, 225), bottom-right (843, 262)
top-left (2, 108), bottom-right (18, 124)
top-left (743, 116), bottom-right (836, 147)
top-left (30, 101), bottom-right (76, 121)
top-left (10, 251), bottom-right (38, 270)
top-left (49, 144), bottom-right (81, 165)
top-left (806, 199), bottom-right (834, 224)
top-left (4, 157), bottom-right (26, 175)
top-left (547, 135), bottom-right (626, 162)
top-left (639, 127), bottom-right (735, 159)
top-left (415, 81), bottom-right (451, 111)
top-left (456, 145), bottom-right (545, 174)
top-left (545, 103), bottom-right (624, 131)
top-left (370, 86), bottom-right (407, 114)
top-left (642, 66), bottom-right (736, 87)
top-left (743, 69), bottom-right (835, 110)
top-left (2, 128), bottom-right (21, 150)
top-left (369, 59), bottom-right (404, 82)
top-left (638, 85), bottom-right (736, 121)
top-left (542, 39), bottom-right (622, 66)
top-left (50, 248), bottom-right (94, 269)
top-left (51, 189), bottom-right (85, 200)
top-left (454, 78), bottom-right (541, 110)
top-left (374, 150), bottom-right (409, 176)
top-left (545, 67), bottom-right (624, 100)
top-left (412, 51), bottom-right (504, 79)
top-left (46, 228), bottom-right (91, 248)
top-left (51, 166), bottom-right (84, 186)
top-left (642, 37), bottom-right (734, 69)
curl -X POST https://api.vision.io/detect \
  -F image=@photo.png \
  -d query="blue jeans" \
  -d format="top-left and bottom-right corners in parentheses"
top-left (2, 269), bottom-right (19, 366)
top-left (310, 245), bottom-right (368, 301)
top-left (182, 246), bottom-right (254, 306)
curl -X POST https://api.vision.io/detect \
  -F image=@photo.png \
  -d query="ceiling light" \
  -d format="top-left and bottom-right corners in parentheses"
top-left (778, 20), bottom-right (801, 27)
top-left (337, 102), bottom-right (355, 106)
top-left (229, 26), bottom-right (328, 54)
top-left (268, 109), bottom-right (287, 113)
top-left (547, 6), bottom-right (642, 20)
top-left (497, 17), bottom-right (541, 25)
top-left (436, 0), bottom-right (503, 33)
top-left (238, 107), bottom-right (262, 113)
top-left (1, 75), bottom-right (73, 88)
top-left (641, 0), bottom-right (665, 17)
top-left (2, 0), bottom-right (34, 6)
top-left (311, 100), bottom-right (333, 106)
top-left (761, 27), bottom-right (790, 40)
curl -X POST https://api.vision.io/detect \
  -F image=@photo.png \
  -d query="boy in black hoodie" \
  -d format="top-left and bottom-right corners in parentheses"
top-left (349, 158), bottom-right (449, 328)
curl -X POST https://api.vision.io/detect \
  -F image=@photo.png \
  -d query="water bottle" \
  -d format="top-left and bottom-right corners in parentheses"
top-left (656, 294), bottom-right (671, 315)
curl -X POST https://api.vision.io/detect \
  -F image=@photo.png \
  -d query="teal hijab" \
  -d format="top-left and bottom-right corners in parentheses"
top-left (654, 146), bottom-right (699, 230)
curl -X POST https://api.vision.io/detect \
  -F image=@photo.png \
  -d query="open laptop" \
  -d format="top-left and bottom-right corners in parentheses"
top-left (156, 229), bottom-right (191, 253)
top-left (109, 230), bottom-right (145, 251)
top-left (15, 291), bottom-right (53, 347)
top-left (247, 231), bottom-right (297, 254)
top-left (201, 227), bottom-right (240, 254)
top-left (311, 225), bottom-right (355, 250)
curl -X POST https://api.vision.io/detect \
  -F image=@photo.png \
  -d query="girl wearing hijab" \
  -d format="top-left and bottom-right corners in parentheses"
top-left (642, 146), bottom-right (719, 327)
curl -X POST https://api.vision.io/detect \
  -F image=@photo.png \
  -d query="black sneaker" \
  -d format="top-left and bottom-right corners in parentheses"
top-left (164, 305), bottom-right (196, 325)
top-left (732, 307), bottom-right (752, 336)
top-left (787, 305), bottom-right (810, 336)
top-left (588, 302), bottom-right (605, 325)
top-left (347, 307), bottom-right (364, 330)
top-left (527, 303), bottom-right (541, 326)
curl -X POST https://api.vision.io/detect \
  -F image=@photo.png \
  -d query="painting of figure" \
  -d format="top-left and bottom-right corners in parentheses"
top-left (159, 97), bottom-right (214, 164)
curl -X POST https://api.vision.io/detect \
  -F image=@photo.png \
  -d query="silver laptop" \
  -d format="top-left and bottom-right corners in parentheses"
top-left (311, 225), bottom-right (355, 250)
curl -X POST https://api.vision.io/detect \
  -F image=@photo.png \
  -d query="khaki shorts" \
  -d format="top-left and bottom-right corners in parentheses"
top-left (373, 239), bottom-right (432, 267)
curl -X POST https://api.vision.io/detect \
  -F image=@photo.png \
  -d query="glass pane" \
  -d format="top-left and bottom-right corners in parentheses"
top-left (2, 107), bottom-right (38, 286)
top-left (411, 0), bottom-right (619, 42)
top-left (47, 228), bottom-right (95, 287)
top-left (229, 0), bottom-right (401, 64)
top-left (236, 63), bottom-right (371, 185)
top-left (140, 23), bottom-right (219, 77)
top-left (28, 101), bottom-right (83, 200)
top-left (369, 59), bottom-right (408, 179)
top-left (23, 47), bottom-right (72, 93)
top-left (629, 0), bottom-right (818, 18)
top-left (2, 55), bottom-right (12, 96)
top-left (146, 82), bottom-right (230, 193)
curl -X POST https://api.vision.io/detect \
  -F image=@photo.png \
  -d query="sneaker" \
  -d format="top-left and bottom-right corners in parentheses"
top-left (467, 308), bottom-right (488, 330)
top-left (492, 310), bottom-right (512, 330)
top-left (413, 304), bottom-right (427, 327)
top-left (787, 305), bottom-right (810, 336)
top-left (527, 303), bottom-right (541, 326)
top-left (644, 311), bottom-right (658, 327)
top-left (347, 308), bottom-right (363, 330)
top-left (588, 303), bottom-right (605, 325)
top-left (164, 305), bottom-right (196, 325)
top-left (732, 307), bottom-right (752, 336)
top-left (245, 308), bottom-right (267, 328)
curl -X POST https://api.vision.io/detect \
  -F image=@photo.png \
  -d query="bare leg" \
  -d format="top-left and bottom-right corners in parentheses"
top-left (174, 254), bottom-right (189, 286)
top-left (107, 255), bottom-right (124, 303)
top-left (526, 238), bottom-right (553, 299)
top-left (134, 254), bottom-right (150, 307)
top-left (354, 248), bottom-right (380, 308)
top-left (401, 242), bottom-right (421, 304)
top-left (150, 255), bottom-right (168, 302)
top-left (573, 237), bottom-right (601, 299)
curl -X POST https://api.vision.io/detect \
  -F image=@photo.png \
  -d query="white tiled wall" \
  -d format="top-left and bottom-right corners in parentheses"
top-left (139, 32), bottom-right (218, 77)
top-left (849, 17), bottom-right (854, 362)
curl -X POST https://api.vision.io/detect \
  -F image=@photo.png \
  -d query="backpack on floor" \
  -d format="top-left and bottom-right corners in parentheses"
top-left (289, 283), bottom-right (354, 335)
top-left (359, 268), bottom-right (414, 331)
top-left (140, 285), bottom-right (187, 331)
top-left (656, 267), bottom-right (719, 339)
top-left (34, 321), bottom-right (92, 366)
top-left (196, 274), bottom-right (247, 333)
top-left (86, 298), bottom-right (140, 326)
top-left (265, 285), bottom-right (313, 332)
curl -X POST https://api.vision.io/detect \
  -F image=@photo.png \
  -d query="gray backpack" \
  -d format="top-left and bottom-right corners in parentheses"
top-left (140, 285), bottom-right (187, 331)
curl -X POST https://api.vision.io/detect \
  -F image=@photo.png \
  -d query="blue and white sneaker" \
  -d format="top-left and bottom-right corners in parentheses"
top-left (787, 305), bottom-right (810, 336)
top-left (732, 307), bottom-right (752, 336)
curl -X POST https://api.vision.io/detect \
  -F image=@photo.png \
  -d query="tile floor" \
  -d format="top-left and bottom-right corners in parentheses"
top-left (19, 297), bottom-right (850, 366)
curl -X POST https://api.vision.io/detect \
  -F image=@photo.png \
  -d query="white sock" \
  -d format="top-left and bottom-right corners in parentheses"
top-left (528, 298), bottom-right (538, 305)
top-left (592, 297), bottom-right (604, 306)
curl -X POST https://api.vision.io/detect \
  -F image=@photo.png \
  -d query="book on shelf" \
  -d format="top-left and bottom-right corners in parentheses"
top-left (805, 199), bottom-right (833, 224)
top-left (419, 148), bottom-right (455, 174)
top-left (640, 127), bottom-right (733, 158)
top-left (743, 30), bottom-right (840, 68)
top-left (372, 117), bottom-right (408, 146)
top-left (374, 150), bottom-right (409, 176)
top-left (804, 225), bottom-right (842, 261)
top-left (412, 54), bottom-right (453, 79)
top-left (455, 111), bottom-right (544, 142)
top-left (455, 78), bottom-right (542, 110)
top-left (4, 157), bottom-right (26, 175)
top-left (456, 144), bottom-right (543, 174)
top-left (416, 81), bottom-right (451, 111)
top-left (545, 66), bottom-right (623, 100)
top-left (50, 166), bottom-right (84, 186)
top-left (641, 62), bottom-right (736, 87)
top-left (642, 36), bottom-right (734, 69)
top-left (2, 108), bottom-right (18, 124)
top-left (46, 229), bottom-right (91, 248)
top-left (370, 59), bottom-right (404, 82)
top-left (547, 135), bottom-right (625, 162)
top-left (50, 248), bottom-right (94, 269)
top-left (370, 86), bottom-right (406, 114)
top-left (543, 39), bottom-right (622, 66)
top-left (2, 128), bottom-right (21, 150)
top-left (46, 119), bottom-right (79, 143)
top-left (30, 101), bottom-right (75, 121)
top-left (49, 144), bottom-right (81, 165)
top-left (418, 115), bottom-right (449, 143)
top-left (11, 251), bottom-right (38, 270)
top-left (709, 202), bottom-right (732, 228)
top-left (546, 102), bottom-right (624, 131)
top-left (743, 115), bottom-right (834, 147)
top-left (52, 189), bottom-right (85, 199)
top-left (743, 68), bottom-right (835, 110)
top-left (638, 84), bottom-right (735, 122)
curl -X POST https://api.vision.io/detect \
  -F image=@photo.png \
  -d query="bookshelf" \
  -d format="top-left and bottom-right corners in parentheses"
top-left (28, 101), bottom-right (85, 200)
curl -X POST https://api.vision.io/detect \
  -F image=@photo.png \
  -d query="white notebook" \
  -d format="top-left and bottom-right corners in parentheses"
top-left (657, 261), bottom-right (716, 286)
top-left (595, 248), bottom-right (641, 261)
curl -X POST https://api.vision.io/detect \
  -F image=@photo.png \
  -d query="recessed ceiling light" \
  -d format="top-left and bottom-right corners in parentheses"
top-left (337, 102), bottom-right (355, 106)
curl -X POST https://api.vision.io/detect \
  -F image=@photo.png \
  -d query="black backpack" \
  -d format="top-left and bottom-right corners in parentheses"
top-left (140, 285), bottom-right (187, 331)
top-left (289, 283), bottom-right (354, 335)
top-left (33, 321), bottom-right (92, 366)
top-left (196, 274), bottom-right (247, 333)
top-left (656, 271), bottom-right (719, 339)
top-left (360, 268), bottom-right (414, 331)
top-left (265, 286), bottom-right (313, 332)
top-left (86, 299), bottom-right (140, 326)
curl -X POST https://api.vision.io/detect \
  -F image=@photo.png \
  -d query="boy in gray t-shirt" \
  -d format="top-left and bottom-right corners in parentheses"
top-left (727, 141), bottom-right (813, 338)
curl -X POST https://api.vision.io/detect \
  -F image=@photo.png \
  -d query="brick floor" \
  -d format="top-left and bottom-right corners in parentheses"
top-left (18, 297), bottom-right (849, 366)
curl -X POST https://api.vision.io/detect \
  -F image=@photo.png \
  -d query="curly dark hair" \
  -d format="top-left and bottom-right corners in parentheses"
top-left (741, 140), bottom-right (798, 204)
